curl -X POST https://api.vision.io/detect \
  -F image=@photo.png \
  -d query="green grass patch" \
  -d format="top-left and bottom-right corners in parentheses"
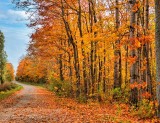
top-left (0, 82), bottom-right (23, 100)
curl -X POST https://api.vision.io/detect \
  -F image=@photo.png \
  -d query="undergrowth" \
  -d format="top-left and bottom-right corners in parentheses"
top-left (0, 82), bottom-right (23, 100)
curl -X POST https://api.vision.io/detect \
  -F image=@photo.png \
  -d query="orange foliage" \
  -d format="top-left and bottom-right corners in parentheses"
top-left (5, 63), bottom-right (14, 82)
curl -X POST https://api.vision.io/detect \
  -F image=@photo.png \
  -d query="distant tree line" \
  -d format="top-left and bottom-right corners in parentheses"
top-left (0, 30), bottom-right (14, 84)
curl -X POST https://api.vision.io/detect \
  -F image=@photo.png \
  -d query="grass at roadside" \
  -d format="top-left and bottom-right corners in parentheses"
top-left (0, 82), bottom-right (23, 100)
top-left (18, 81), bottom-right (45, 87)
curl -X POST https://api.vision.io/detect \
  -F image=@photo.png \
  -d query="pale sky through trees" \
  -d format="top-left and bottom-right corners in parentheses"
top-left (0, 0), bottom-right (31, 71)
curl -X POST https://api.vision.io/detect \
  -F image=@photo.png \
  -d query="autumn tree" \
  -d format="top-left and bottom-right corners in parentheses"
top-left (0, 30), bottom-right (7, 84)
top-left (5, 63), bottom-right (14, 82)
top-left (114, 0), bottom-right (122, 90)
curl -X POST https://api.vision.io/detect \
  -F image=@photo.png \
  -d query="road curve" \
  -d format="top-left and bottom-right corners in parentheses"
top-left (0, 81), bottom-right (75, 123)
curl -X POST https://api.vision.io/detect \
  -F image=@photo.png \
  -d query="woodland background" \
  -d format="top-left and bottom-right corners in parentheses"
top-left (7, 0), bottom-right (160, 119)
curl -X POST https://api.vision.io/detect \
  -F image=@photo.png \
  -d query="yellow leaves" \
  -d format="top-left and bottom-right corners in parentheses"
top-left (5, 63), bottom-right (15, 81)
top-left (140, 59), bottom-right (147, 71)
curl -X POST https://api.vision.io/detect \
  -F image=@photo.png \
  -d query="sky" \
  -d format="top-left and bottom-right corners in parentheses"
top-left (0, 0), bottom-right (32, 71)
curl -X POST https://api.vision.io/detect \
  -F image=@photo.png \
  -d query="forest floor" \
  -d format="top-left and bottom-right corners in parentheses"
top-left (0, 81), bottom-right (159, 123)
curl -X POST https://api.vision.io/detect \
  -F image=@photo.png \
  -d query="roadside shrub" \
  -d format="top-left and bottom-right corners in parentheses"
top-left (132, 99), bottom-right (155, 119)
top-left (87, 92), bottom-right (105, 103)
top-left (0, 83), bottom-right (22, 100)
top-left (0, 82), bottom-right (17, 92)
top-left (77, 94), bottom-right (87, 103)
top-left (112, 88), bottom-right (122, 100)
top-left (112, 87), bottom-right (130, 103)
top-left (47, 78), bottom-right (73, 97)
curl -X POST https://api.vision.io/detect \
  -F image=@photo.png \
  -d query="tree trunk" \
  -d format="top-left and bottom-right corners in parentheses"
top-left (129, 0), bottom-right (138, 104)
top-left (114, 0), bottom-right (121, 89)
top-left (155, 0), bottom-right (160, 117)
top-left (145, 0), bottom-right (153, 96)
top-left (61, 0), bottom-right (81, 97)
top-left (103, 48), bottom-right (106, 93)
top-left (59, 54), bottom-right (64, 81)
top-left (77, 0), bottom-right (88, 97)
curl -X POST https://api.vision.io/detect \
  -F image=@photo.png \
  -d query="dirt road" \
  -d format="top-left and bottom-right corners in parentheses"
top-left (0, 82), bottom-right (79, 123)
top-left (0, 82), bottom-right (151, 123)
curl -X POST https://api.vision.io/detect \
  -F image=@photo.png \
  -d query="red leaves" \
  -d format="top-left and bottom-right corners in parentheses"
top-left (141, 92), bottom-right (151, 99)
top-left (130, 82), bottom-right (151, 99)
top-left (128, 56), bottom-right (137, 66)
top-left (130, 82), bottom-right (147, 90)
